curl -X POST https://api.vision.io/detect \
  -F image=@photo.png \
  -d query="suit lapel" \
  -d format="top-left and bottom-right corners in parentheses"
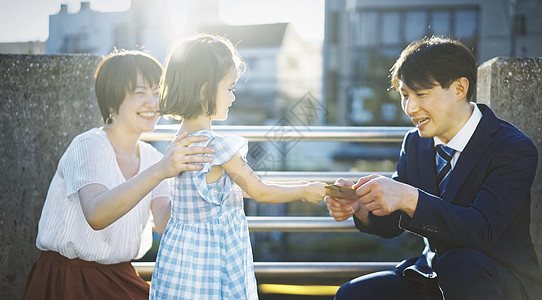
top-left (444, 104), bottom-right (498, 202)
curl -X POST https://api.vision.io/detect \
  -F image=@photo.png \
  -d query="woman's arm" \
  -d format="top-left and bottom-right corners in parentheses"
top-left (79, 133), bottom-right (214, 230)
top-left (151, 196), bottom-right (171, 235)
top-left (222, 153), bottom-right (326, 204)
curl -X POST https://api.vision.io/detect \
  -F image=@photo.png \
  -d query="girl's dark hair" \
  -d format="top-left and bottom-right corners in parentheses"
top-left (159, 34), bottom-right (245, 119)
top-left (94, 50), bottom-right (163, 124)
top-left (390, 36), bottom-right (477, 100)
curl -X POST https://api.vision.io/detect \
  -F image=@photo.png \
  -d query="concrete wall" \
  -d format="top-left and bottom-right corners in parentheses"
top-left (0, 54), bottom-right (102, 299)
top-left (477, 57), bottom-right (542, 265)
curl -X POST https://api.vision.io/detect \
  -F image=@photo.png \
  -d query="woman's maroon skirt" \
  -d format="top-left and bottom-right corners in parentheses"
top-left (22, 251), bottom-right (150, 300)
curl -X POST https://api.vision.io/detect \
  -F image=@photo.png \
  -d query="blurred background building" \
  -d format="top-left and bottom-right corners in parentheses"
top-left (41, 0), bottom-right (322, 128)
top-left (323, 0), bottom-right (542, 126)
top-left (200, 23), bottom-right (322, 126)
top-left (45, 0), bottom-right (220, 61)
top-left (0, 41), bottom-right (44, 54)
top-left (2, 0), bottom-right (540, 129)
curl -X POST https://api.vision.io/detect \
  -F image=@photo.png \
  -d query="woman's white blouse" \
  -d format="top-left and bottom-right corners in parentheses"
top-left (36, 128), bottom-right (170, 264)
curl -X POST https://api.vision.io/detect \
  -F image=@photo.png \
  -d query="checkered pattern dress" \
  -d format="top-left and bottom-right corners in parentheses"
top-left (150, 130), bottom-right (258, 299)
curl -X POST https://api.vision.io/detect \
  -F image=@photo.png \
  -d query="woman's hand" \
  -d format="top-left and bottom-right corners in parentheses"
top-left (79, 132), bottom-right (215, 230)
top-left (158, 132), bottom-right (215, 179)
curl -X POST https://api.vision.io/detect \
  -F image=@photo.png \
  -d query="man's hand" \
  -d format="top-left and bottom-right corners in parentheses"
top-left (354, 174), bottom-right (419, 217)
top-left (326, 178), bottom-right (364, 222)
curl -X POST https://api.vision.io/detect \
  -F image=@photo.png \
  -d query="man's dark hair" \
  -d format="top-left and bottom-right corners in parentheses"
top-left (390, 36), bottom-right (477, 100)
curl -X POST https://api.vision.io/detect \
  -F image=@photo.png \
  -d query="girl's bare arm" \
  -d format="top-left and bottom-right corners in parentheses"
top-left (222, 153), bottom-right (325, 204)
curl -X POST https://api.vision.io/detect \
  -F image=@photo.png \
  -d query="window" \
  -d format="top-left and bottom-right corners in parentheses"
top-left (382, 12), bottom-right (400, 45)
top-left (405, 11), bottom-right (427, 42)
top-left (431, 11), bottom-right (450, 36)
top-left (455, 9), bottom-right (478, 39)
top-left (359, 11), bottom-right (378, 47)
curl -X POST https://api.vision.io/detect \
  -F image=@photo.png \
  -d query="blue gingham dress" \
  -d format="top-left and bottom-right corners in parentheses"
top-left (150, 130), bottom-right (258, 299)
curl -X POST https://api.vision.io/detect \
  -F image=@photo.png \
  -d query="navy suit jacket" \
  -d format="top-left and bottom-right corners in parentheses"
top-left (354, 104), bottom-right (542, 298)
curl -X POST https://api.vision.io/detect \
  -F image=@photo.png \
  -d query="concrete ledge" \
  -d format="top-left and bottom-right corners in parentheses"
top-left (0, 54), bottom-right (103, 300)
top-left (477, 57), bottom-right (542, 266)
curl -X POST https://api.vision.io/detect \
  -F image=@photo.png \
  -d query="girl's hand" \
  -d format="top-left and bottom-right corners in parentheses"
top-left (158, 132), bottom-right (215, 179)
top-left (302, 182), bottom-right (327, 204)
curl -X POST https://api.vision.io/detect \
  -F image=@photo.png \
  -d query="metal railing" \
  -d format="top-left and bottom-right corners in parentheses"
top-left (140, 124), bottom-right (409, 142)
top-left (246, 216), bottom-right (357, 232)
top-left (133, 216), bottom-right (397, 285)
top-left (134, 125), bottom-right (409, 286)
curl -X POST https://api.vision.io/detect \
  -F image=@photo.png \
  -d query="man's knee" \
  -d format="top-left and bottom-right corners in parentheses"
top-left (335, 272), bottom-right (392, 299)
top-left (335, 280), bottom-right (357, 299)
top-left (436, 248), bottom-right (493, 279)
top-left (436, 248), bottom-right (500, 297)
top-left (437, 248), bottom-right (486, 283)
top-left (335, 270), bottom-right (428, 300)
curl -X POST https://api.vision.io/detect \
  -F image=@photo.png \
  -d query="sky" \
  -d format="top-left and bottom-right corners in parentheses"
top-left (0, 0), bottom-right (325, 43)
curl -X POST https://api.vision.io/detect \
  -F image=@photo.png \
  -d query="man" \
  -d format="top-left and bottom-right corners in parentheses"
top-left (327, 36), bottom-right (542, 299)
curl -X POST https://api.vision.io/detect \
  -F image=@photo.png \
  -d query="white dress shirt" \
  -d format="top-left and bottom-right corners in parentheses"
top-left (434, 103), bottom-right (483, 168)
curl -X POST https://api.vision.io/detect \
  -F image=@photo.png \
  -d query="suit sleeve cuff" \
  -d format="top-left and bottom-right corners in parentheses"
top-left (400, 189), bottom-right (440, 236)
top-left (353, 213), bottom-right (375, 232)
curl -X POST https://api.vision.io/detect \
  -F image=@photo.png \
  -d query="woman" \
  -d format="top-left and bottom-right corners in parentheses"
top-left (22, 50), bottom-right (214, 299)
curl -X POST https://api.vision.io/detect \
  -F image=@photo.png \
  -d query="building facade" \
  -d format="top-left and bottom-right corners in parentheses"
top-left (202, 23), bottom-right (322, 126)
top-left (45, 1), bottom-right (323, 127)
top-left (46, 0), bottom-right (220, 61)
top-left (0, 41), bottom-right (45, 54)
top-left (323, 0), bottom-right (542, 125)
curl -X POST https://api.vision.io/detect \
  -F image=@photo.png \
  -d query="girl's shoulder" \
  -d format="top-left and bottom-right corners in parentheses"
top-left (191, 130), bottom-right (247, 151)
top-left (190, 130), bottom-right (249, 206)
top-left (191, 129), bottom-right (248, 164)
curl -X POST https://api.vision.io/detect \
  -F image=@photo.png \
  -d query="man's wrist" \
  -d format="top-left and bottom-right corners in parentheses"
top-left (401, 187), bottom-right (419, 218)
top-left (354, 207), bottom-right (370, 227)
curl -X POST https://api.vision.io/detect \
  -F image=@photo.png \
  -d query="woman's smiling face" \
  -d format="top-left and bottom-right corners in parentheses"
top-left (114, 73), bottom-right (160, 134)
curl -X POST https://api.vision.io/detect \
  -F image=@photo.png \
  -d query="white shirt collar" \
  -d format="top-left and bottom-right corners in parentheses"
top-left (434, 103), bottom-right (482, 153)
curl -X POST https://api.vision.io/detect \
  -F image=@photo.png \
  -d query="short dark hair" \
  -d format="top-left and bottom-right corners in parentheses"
top-left (390, 36), bottom-right (477, 100)
top-left (94, 50), bottom-right (163, 123)
top-left (160, 34), bottom-right (245, 119)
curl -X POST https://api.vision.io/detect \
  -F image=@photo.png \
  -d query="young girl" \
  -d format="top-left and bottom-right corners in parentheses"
top-left (149, 35), bottom-right (326, 299)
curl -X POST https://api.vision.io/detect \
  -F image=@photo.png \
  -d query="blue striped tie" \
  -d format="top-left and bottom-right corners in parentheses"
top-left (436, 145), bottom-right (456, 196)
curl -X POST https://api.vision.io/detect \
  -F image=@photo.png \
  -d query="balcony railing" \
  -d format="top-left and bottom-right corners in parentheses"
top-left (140, 124), bottom-right (409, 142)
top-left (134, 125), bottom-right (410, 290)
